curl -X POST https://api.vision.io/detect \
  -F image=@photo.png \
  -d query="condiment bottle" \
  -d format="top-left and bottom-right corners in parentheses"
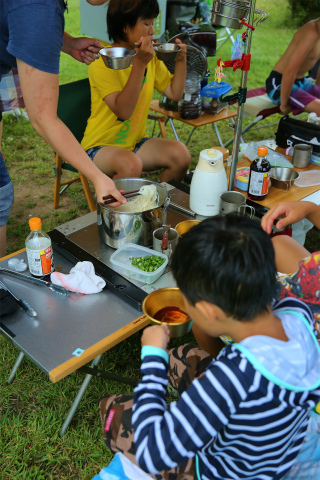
top-left (25, 217), bottom-right (54, 276)
top-left (248, 146), bottom-right (271, 201)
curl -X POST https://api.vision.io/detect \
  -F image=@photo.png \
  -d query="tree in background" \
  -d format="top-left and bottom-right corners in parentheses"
top-left (287, 0), bottom-right (319, 26)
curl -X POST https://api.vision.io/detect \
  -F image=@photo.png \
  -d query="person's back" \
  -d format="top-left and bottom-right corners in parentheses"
top-left (274, 19), bottom-right (320, 78)
top-left (98, 215), bottom-right (320, 480)
top-left (132, 215), bottom-right (320, 479)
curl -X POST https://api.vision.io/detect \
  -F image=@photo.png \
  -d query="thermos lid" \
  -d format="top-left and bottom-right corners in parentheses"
top-left (197, 148), bottom-right (224, 173)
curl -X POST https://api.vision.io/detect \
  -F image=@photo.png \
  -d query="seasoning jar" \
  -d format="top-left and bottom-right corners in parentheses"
top-left (248, 146), bottom-right (271, 201)
top-left (178, 74), bottom-right (202, 120)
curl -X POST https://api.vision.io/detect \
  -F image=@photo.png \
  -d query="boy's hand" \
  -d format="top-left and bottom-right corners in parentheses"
top-left (141, 324), bottom-right (170, 350)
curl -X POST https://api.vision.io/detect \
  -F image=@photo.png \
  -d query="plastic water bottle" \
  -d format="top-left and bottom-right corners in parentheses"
top-left (26, 217), bottom-right (54, 276)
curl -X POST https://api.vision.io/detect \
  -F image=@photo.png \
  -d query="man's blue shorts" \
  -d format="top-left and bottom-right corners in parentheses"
top-left (0, 151), bottom-right (14, 226)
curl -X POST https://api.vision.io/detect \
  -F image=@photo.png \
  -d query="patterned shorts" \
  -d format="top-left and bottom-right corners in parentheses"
top-left (99, 344), bottom-right (212, 480)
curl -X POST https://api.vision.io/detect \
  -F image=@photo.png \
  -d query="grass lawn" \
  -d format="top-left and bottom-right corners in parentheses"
top-left (1, 1), bottom-right (319, 479)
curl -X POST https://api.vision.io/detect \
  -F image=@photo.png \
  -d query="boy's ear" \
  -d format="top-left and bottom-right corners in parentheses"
top-left (195, 300), bottom-right (224, 325)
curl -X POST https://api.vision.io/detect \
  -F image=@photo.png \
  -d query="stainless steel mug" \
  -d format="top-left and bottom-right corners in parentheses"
top-left (219, 191), bottom-right (255, 218)
top-left (153, 227), bottom-right (179, 262)
top-left (292, 143), bottom-right (312, 168)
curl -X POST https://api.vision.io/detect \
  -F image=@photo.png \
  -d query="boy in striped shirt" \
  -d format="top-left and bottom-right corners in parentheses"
top-left (99, 214), bottom-right (320, 480)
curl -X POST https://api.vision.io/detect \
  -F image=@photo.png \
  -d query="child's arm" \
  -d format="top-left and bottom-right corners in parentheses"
top-left (261, 201), bottom-right (320, 234)
top-left (133, 347), bottom-right (245, 474)
top-left (104, 36), bottom-right (154, 120)
top-left (141, 324), bottom-right (170, 350)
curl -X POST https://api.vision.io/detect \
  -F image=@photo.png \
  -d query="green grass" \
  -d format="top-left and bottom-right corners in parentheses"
top-left (1, 1), bottom-right (319, 478)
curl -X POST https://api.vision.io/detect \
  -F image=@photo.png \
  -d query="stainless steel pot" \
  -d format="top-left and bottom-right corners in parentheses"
top-left (211, 0), bottom-right (268, 30)
top-left (97, 178), bottom-right (170, 249)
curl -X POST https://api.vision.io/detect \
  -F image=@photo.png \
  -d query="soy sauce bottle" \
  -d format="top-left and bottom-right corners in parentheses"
top-left (248, 146), bottom-right (271, 201)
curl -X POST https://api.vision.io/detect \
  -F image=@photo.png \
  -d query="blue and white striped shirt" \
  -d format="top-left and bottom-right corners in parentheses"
top-left (132, 298), bottom-right (320, 479)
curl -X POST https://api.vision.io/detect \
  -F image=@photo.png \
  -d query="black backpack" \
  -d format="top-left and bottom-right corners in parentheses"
top-left (276, 115), bottom-right (320, 155)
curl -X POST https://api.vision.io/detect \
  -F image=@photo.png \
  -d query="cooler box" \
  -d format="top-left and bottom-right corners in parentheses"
top-left (200, 81), bottom-right (232, 115)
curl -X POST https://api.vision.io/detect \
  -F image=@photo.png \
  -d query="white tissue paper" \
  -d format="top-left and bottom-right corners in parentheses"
top-left (51, 261), bottom-right (106, 294)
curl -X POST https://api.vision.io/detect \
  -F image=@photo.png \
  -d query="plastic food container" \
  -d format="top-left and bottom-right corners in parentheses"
top-left (110, 243), bottom-right (168, 284)
top-left (235, 167), bottom-right (250, 191)
top-left (200, 81), bottom-right (232, 114)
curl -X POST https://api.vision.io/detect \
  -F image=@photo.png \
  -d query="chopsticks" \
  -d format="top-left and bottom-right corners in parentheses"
top-left (102, 190), bottom-right (140, 206)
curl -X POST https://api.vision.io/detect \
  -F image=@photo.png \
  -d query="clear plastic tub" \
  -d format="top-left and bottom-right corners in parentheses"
top-left (110, 243), bottom-right (168, 284)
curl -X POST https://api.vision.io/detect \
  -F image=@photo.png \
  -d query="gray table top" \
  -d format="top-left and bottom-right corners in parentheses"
top-left (0, 249), bottom-right (143, 381)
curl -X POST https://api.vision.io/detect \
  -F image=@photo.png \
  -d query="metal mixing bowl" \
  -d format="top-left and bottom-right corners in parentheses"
top-left (97, 178), bottom-right (170, 249)
top-left (270, 168), bottom-right (299, 190)
top-left (99, 47), bottom-right (136, 69)
top-left (153, 43), bottom-right (181, 62)
top-left (142, 287), bottom-right (193, 338)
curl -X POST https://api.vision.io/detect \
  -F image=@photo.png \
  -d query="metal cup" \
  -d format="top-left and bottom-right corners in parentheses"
top-left (292, 144), bottom-right (312, 168)
top-left (153, 227), bottom-right (179, 262)
top-left (219, 191), bottom-right (255, 218)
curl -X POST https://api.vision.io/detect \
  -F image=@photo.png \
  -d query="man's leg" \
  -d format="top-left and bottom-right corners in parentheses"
top-left (0, 150), bottom-right (14, 258)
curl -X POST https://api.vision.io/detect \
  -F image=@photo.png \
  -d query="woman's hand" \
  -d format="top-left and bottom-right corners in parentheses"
top-left (141, 324), bottom-right (170, 350)
top-left (62, 33), bottom-right (102, 65)
top-left (94, 173), bottom-right (126, 206)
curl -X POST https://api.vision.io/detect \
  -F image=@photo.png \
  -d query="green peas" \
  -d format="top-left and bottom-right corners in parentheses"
top-left (129, 255), bottom-right (165, 272)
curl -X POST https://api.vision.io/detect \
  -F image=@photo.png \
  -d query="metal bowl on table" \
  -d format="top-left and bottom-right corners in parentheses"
top-left (142, 287), bottom-right (193, 338)
top-left (97, 178), bottom-right (170, 249)
top-left (175, 220), bottom-right (201, 238)
top-left (99, 47), bottom-right (136, 69)
top-left (153, 43), bottom-right (181, 63)
top-left (270, 168), bottom-right (299, 191)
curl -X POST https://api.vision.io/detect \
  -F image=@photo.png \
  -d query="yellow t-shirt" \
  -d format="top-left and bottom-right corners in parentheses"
top-left (81, 51), bottom-right (173, 152)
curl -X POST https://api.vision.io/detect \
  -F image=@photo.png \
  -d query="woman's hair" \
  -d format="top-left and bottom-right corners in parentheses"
top-left (171, 214), bottom-right (277, 321)
top-left (107, 0), bottom-right (159, 43)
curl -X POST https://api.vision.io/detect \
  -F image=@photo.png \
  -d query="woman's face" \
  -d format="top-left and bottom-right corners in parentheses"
top-left (125, 18), bottom-right (155, 44)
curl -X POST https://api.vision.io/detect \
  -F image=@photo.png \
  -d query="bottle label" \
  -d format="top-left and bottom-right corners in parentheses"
top-left (26, 245), bottom-right (53, 276)
top-left (248, 170), bottom-right (270, 196)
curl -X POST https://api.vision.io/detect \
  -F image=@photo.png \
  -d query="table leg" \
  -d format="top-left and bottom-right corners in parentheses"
top-left (7, 351), bottom-right (25, 384)
top-left (169, 118), bottom-right (180, 141)
top-left (213, 122), bottom-right (225, 147)
top-left (185, 127), bottom-right (196, 146)
top-left (59, 353), bottom-right (103, 436)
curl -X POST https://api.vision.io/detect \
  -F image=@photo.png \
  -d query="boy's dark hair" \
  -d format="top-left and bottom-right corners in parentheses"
top-left (171, 214), bottom-right (277, 320)
top-left (107, 0), bottom-right (160, 43)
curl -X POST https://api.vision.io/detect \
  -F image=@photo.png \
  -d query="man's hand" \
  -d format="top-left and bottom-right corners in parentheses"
top-left (141, 325), bottom-right (170, 350)
top-left (62, 33), bottom-right (102, 65)
top-left (280, 103), bottom-right (292, 115)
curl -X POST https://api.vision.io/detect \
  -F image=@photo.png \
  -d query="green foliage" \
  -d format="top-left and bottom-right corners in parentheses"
top-left (287, 0), bottom-right (319, 26)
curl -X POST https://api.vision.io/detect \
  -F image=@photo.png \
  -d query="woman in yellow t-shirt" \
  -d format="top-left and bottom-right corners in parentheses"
top-left (81, 0), bottom-right (190, 183)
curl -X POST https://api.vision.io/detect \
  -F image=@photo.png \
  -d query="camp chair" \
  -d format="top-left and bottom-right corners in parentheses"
top-left (53, 78), bottom-right (96, 212)
top-left (224, 86), bottom-right (281, 147)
